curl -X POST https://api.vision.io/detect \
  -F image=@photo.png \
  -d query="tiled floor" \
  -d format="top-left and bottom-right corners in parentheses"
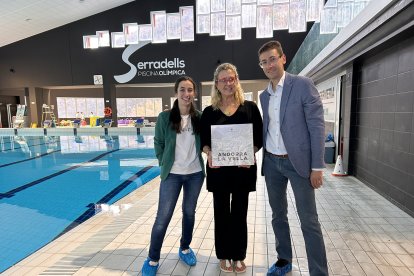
top-left (3, 159), bottom-right (414, 276)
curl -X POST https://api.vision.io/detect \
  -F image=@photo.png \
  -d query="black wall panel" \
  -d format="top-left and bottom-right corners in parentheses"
top-left (0, 1), bottom-right (309, 89)
top-left (351, 35), bottom-right (414, 215)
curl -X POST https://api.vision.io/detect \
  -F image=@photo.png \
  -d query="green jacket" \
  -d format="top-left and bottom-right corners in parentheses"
top-left (154, 110), bottom-right (205, 180)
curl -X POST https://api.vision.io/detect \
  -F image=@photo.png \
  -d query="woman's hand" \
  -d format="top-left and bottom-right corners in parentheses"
top-left (207, 151), bottom-right (220, 168)
top-left (238, 146), bottom-right (258, 168)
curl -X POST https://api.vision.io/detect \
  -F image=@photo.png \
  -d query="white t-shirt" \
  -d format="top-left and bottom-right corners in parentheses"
top-left (170, 115), bottom-right (202, 174)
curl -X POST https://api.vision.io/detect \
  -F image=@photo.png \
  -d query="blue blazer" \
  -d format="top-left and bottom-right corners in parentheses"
top-left (260, 72), bottom-right (325, 178)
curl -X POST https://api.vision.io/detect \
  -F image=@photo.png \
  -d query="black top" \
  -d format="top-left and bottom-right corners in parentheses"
top-left (200, 100), bottom-right (263, 193)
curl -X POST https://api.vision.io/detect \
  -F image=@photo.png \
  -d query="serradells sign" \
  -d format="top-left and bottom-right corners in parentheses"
top-left (113, 42), bottom-right (186, 84)
top-left (136, 58), bottom-right (185, 76)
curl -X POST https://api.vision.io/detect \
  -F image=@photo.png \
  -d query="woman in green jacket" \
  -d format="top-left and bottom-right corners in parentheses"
top-left (142, 76), bottom-right (205, 276)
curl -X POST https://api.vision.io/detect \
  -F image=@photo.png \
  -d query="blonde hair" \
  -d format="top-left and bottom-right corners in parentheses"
top-left (210, 63), bottom-right (244, 109)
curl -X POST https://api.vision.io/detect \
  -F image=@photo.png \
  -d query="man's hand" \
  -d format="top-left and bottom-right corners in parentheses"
top-left (310, 170), bottom-right (323, 189)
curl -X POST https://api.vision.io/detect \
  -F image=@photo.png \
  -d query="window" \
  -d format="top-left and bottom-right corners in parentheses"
top-left (57, 97), bottom-right (104, 118)
top-left (202, 96), bottom-right (211, 111)
top-left (244, 92), bottom-right (253, 101)
top-left (116, 98), bottom-right (162, 117)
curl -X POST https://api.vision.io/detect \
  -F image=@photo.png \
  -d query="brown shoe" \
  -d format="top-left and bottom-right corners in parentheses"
top-left (220, 259), bottom-right (233, 273)
top-left (234, 260), bottom-right (246, 273)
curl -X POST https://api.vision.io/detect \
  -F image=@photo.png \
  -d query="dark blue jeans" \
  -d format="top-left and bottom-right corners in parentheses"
top-left (263, 153), bottom-right (328, 276)
top-left (148, 171), bottom-right (204, 261)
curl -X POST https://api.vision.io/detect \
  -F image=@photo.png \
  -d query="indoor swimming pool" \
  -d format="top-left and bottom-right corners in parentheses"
top-left (0, 132), bottom-right (160, 272)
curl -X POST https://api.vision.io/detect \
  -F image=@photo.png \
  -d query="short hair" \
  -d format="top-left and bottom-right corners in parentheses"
top-left (210, 63), bottom-right (244, 109)
top-left (258, 40), bottom-right (284, 57)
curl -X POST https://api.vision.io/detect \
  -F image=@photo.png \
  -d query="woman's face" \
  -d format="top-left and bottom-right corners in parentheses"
top-left (176, 80), bottom-right (196, 107)
top-left (216, 69), bottom-right (237, 98)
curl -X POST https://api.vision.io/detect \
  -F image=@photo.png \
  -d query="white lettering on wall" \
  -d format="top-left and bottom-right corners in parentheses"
top-left (114, 42), bottom-right (186, 84)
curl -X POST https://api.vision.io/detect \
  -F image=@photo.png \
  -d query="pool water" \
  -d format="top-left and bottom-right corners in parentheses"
top-left (0, 134), bottom-right (160, 272)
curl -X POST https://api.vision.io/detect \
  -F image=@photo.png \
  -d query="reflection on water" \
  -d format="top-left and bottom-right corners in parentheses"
top-left (74, 135), bottom-right (83, 143)
top-left (0, 133), bottom-right (159, 273)
top-left (14, 136), bottom-right (31, 155)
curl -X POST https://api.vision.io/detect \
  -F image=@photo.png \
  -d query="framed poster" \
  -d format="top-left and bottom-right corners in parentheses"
top-left (211, 12), bottom-right (225, 36)
top-left (123, 23), bottom-right (139, 44)
top-left (151, 11), bottom-right (167, 43)
top-left (167, 13), bottom-right (181, 39)
top-left (289, 0), bottom-right (307, 33)
top-left (139, 24), bottom-right (153, 41)
top-left (211, 0), bottom-right (226, 12)
top-left (96, 31), bottom-right (110, 47)
top-left (197, 14), bottom-right (211, 33)
top-left (273, 3), bottom-right (289, 30)
top-left (111, 32), bottom-right (125, 48)
top-left (242, 4), bottom-right (256, 28)
top-left (211, 124), bottom-right (254, 166)
top-left (197, 0), bottom-right (210, 14)
top-left (226, 0), bottom-right (242, 15)
top-left (83, 35), bottom-right (98, 49)
top-left (180, 6), bottom-right (195, 41)
top-left (225, 15), bottom-right (242, 40)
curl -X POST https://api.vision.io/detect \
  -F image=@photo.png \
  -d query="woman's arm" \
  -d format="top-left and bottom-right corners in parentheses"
top-left (154, 112), bottom-right (167, 165)
top-left (200, 107), bottom-right (219, 168)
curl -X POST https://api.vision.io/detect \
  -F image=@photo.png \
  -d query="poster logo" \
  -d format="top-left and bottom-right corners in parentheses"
top-left (114, 42), bottom-right (186, 83)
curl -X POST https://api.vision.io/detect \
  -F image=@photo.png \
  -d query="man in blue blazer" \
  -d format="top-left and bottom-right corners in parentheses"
top-left (258, 41), bottom-right (328, 276)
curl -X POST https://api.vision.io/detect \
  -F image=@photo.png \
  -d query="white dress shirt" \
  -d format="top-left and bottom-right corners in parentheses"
top-left (266, 72), bottom-right (287, 155)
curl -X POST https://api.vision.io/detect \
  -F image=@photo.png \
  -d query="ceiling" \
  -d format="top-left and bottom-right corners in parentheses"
top-left (0, 0), bottom-right (135, 48)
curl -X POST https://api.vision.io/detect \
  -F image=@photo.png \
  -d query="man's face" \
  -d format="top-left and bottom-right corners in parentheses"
top-left (259, 48), bottom-right (286, 82)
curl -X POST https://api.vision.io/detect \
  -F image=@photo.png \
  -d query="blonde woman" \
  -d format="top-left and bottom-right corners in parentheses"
top-left (200, 63), bottom-right (263, 273)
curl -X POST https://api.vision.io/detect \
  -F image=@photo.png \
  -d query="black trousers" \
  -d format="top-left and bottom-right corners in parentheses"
top-left (213, 190), bottom-right (249, 261)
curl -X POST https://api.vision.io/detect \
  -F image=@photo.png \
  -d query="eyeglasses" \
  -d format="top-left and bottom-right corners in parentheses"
top-left (259, 55), bottom-right (281, 68)
top-left (216, 76), bottom-right (237, 84)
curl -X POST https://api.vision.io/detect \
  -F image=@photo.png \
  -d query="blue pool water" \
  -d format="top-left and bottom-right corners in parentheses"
top-left (0, 134), bottom-right (160, 273)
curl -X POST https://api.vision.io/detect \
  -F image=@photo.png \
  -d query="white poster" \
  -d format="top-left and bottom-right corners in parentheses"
top-left (256, 5), bottom-right (273, 38)
top-left (180, 6), bottom-right (195, 41)
top-left (225, 15), bottom-right (241, 40)
top-left (242, 4), bottom-right (256, 28)
top-left (96, 31), bottom-right (110, 47)
top-left (211, 124), bottom-right (254, 166)
top-left (151, 11), bottom-right (167, 43)
top-left (211, 12), bottom-right (226, 36)
top-left (167, 13), bottom-right (181, 39)
top-left (123, 23), bottom-right (139, 44)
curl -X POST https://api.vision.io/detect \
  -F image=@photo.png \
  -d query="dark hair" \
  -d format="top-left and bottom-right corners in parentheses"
top-left (258, 40), bottom-right (284, 57)
top-left (169, 76), bottom-right (201, 134)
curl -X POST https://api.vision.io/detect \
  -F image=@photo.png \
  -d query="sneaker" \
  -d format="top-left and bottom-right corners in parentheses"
top-left (178, 247), bottom-right (197, 266)
top-left (267, 259), bottom-right (292, 276)
top-left (141, 258), bottom-right (158, 276)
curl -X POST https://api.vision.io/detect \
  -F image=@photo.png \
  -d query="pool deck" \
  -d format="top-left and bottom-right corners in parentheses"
top-left (3, 156), bottom-right (414, 276)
